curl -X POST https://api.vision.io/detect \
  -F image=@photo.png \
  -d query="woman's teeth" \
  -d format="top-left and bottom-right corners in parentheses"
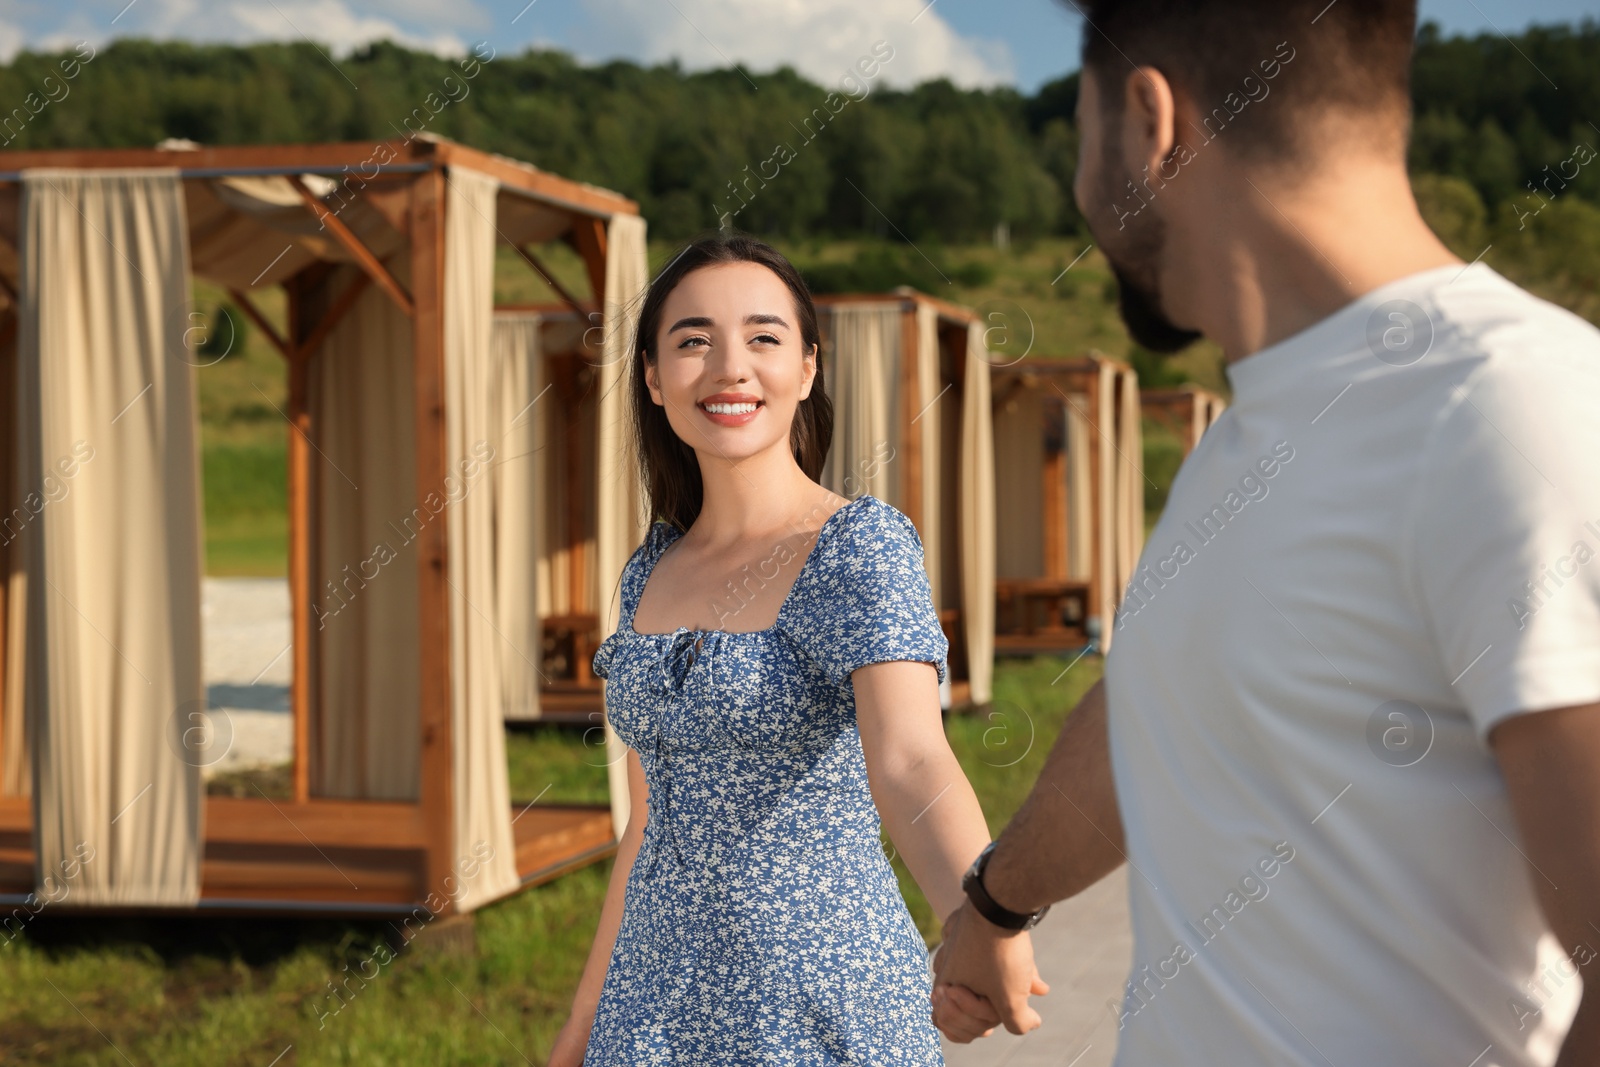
top-left (703, 402), bottom-right (759, 414)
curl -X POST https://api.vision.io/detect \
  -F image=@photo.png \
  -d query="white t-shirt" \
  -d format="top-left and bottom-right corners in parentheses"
top-left (1104, 263), bottom-right (1600, 1067)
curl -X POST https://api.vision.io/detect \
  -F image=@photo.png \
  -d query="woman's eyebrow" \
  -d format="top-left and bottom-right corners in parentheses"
top-left (745, 313), bottom-right (790, 328)
top-left (667, 315), bottom-right (713, 332)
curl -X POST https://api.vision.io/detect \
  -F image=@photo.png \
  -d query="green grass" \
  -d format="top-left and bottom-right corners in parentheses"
top-left (0, 655), bottom-right (1101, 1065)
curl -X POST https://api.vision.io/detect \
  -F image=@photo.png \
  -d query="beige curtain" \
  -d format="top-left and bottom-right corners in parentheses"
top-left (1114, 366), bottom-right (1146, 605)
top-left (1093, 361), bottom-right (1120, 645)
top-left (17, 169), bottom-right (202, 906)
top-left (1, 312), bottom-right (28, 799)
top-left (820, 304), bottom-right (901, 502)
top-left (914, 303), bottom-right (941, 605)
top-left (1196, 390), bottom-right (1227, 449)
top-left (596, 214), bottom-right (649, 842)
top-left (308, 261), bottom-right (420, 800)
top-left (442, 167), bottom-right (519, 910)
top-left (1064, 392), bottom-right (1094, 582)
top-left (992, 385), bottom-right (1044, 580)
top-left (959, 322), bottom-right (995, 706)
top-left (491, 312), bottom-right (545, 723)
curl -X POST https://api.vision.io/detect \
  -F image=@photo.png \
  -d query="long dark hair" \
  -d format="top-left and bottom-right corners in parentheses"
top-left (629, 233), bottom-right (834, 532)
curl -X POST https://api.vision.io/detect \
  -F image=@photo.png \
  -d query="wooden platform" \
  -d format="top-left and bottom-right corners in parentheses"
top-left (0, 795), bottom-right (614, 916)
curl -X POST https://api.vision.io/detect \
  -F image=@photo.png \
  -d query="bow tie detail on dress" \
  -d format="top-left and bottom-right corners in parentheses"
top-left (641, 627), bottom-right (722, 878)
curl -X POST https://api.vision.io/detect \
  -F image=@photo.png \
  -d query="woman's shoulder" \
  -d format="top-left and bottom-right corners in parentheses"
top-left (800, 494), bottom-right (927, 600)
top-left (826, 494), bottom-right (923, 554)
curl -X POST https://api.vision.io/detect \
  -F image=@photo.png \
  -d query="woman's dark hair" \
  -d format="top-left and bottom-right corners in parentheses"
top-left (629, 233), bottom-right (833, 532)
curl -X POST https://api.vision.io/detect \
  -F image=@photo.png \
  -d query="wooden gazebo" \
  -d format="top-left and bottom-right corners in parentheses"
top-left (1142, 385), bottom-right (1227, 458)
top-left (990, 354), bottom-right (1143, 654)
top-left (0, 136), bottom-right (645, 916)
top-left (813, 289), bottom-right (995, 709)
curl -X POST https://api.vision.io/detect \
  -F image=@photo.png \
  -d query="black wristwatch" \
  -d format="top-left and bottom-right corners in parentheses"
top-left (962, 841), bottom-right (1050, 932)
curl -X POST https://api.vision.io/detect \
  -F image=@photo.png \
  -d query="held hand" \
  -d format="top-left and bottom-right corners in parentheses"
top-left (547, 1011), bottom-right (592, 1067)
top-left (931, 900), bottom-right (1050, 1039)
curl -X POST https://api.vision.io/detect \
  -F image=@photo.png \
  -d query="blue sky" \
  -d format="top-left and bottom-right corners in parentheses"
top-left (3, 0), bottom-right (1594, 92)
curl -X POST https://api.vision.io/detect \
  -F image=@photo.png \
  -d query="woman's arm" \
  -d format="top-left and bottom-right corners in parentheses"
top-left (853, 659), bottom-right (989, 924)
top-left (853, 659), bottom-right (1046, 1037)
top-left (546, 747), bottom-right (649, 1066)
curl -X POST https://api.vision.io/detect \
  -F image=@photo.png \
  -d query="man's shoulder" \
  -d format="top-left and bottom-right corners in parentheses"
top-left (1426, 266), bottom-right (1600, 379)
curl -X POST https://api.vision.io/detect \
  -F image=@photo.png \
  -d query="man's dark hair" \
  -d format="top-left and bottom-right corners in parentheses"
top-left (1069, 0), bottom-right (1417, 160)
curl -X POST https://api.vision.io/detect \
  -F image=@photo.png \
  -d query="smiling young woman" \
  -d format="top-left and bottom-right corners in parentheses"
top-left (544, 234), bottom-right (1044, 1066)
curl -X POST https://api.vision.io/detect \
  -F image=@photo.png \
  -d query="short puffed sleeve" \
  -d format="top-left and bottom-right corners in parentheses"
top-left (786, 496), bottom-right (949, 687)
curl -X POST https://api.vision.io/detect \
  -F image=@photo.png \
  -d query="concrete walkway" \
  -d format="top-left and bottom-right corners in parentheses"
top-left (200, 577), bottom-right (293, 773)
top-left (941, 866), bottom-right (1132, 1067)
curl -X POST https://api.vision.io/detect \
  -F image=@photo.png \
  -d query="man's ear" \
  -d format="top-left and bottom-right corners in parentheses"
top-left (642, 351), bottom-right (664, 405)
top-left (798, 342), bottom-right (818, 401)
top-left (1123, 65), bottom-right (1179, 183)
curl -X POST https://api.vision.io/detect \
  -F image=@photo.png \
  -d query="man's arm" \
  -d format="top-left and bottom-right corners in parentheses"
top-left (931, 678), bottom-right (1126, 1039)
top-left (979, 678), bottom-right (1126, 912)
top-left (1491, 701), bottom-right (1600, 1067)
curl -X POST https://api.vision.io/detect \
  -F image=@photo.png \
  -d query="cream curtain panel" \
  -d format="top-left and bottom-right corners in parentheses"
top-left (308, 261), bottom-right (421, 800)
top-left (958, 322), bottom-right (995, 706)
top-left (1, 319), bottom-right (28, 799)
top-left (992, 385), bottom-right (1044, 579)
top-left (1195, 390), bottom-right (1227, 448)
top-left (16, 169), bottom-right (203, 906)
top-left (596, 214), bottom-right (649, 842)
top-left (1065, 392), bottom-right (1094, 582)
top-left (819, 304), bottom-right (901, 503)
top-left (442, 167), bottom-right (519, 910)
top-left (1114, 365), bottom-right (1146, 617)
top-left (1093, 361), bottom-right (1119, 645)
top-left (491, 311), bottom-right (545, 723)
top-left (914, 303), bottom-right (941, 606)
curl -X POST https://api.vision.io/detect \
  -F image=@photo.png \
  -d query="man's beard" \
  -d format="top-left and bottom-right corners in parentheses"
top-left (1092, 158), bottom-right (1203, 354)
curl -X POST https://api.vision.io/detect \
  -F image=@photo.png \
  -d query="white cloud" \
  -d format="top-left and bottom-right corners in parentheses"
top-left (90, 0), bottom-right (477, 58)
top-left (576, 0), bottom-right (1016, 89)
top-left (0, 17), bottom-right (26, 62)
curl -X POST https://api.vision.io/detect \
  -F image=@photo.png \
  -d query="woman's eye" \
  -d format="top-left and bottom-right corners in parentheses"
top-left (750, 333), bottom-right (780, 345)
top-left (677, 335), bottom-right (709, 349)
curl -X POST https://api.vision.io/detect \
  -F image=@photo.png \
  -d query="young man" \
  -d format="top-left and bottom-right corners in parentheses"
top-left (931, 2), bottom-right (1600, 1064)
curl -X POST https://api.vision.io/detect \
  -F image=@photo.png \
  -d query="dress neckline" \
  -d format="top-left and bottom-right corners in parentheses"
top-left (629, 494), bottom-right (872, 639)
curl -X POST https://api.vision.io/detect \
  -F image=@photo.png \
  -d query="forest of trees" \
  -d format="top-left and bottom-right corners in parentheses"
top-left (0, 20), bottom-right (1593, 249)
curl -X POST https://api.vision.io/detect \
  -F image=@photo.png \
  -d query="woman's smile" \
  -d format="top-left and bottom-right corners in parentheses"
top-left (698, 391), bottom-right (764, 426)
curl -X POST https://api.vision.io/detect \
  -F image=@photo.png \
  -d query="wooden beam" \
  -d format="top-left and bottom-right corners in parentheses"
top-left (410, 167), bottom-right (456, 915)
top-left (515, 244), bottom-right (591, 322)
top-left (226, 287), bottom-right (291, 361)
top-left (434, 140), bottom-right (638, 218)
top-left (206, 797), bottom-right (431, 849)
top-left (288, 174), bottom-right (415, 318)
top-left (567, 217), bottom-right (608, 309)
top-left (297, 272), bottom-right (371, 362)
top-left (285, 272), bottom-right (313, 805)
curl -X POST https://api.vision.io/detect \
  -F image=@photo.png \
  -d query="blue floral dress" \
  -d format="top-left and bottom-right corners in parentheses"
top-left (584, 493), bottom-right (950, 1065)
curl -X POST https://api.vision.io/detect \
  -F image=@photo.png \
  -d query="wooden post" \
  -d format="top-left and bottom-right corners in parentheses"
top-left (899, 301), bottom-right (922, 529)
top-left (285, 272), bottom-right (313, 803)
top-left (567, 218), bottom-right (608, 309)
top-left (411, 167), bottom-right (455, 913)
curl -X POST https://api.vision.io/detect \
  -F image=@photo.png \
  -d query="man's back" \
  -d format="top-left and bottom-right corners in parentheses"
top-left (1106, 263), bottom-right (1600, 1066)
